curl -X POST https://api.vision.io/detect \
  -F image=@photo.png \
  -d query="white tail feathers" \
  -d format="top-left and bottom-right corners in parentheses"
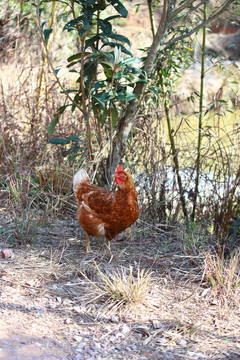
top-left (73, 169), bottom-right (90, 193)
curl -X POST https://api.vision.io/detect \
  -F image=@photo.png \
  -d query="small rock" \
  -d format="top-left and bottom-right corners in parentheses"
top-left (92, 343), bottom-right (101, 350)
top-left (188, 351), bottom-right (206, 358)
top-left (75, 342), bottom-right (87, 352)
top-left (152, 321), bottom-right (166, 329)
top-left (73, 335), bottom-right (83, 343)
top-left (88, 327), bottom-right (95, 333)
top-left (25, 280), bottom-right (35, 287)
top-left (194, 353), bottom-right (206, 359)
top-left (1, 249), bottom-right (14, 259)
top-left (109, 336), bottom-right (116, 343)
top-left (105, 325), bottom-right (112, 333)
top-left (62, 299), bottom-right (72, 306)
top-left (64, 318), bottom-right (71, 324)
top-left (47, 302), bottom-right (57, 309)
top-left (75, 355), bottom-right (84, 360)
top-left (130, 344), bottom-right (137, 351)
top-left (87, 349), bottom-right (95, 355)
top-left (115, 333), bottom-right (124, 340)
top-left (178, 339), bottom-right (187, 347)
top-left (110, 315), bottom-right (118, 323)
top-left (73, 306), bottom-right (82, 314)
top-left (6, 318), bottom-right (14, 323)
top-left (157, 337), bottom-right (167, 344)
top-left (120, 324), bottom-right (130, 334)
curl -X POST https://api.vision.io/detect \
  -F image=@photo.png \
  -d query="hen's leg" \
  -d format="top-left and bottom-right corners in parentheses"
top-left (85, 233), bottom-right (92, 253)
top-left (106, 238), bottom-right (111, 250)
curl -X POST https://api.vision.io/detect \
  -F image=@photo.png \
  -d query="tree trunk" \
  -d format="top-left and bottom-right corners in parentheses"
top-left (104, 1), bottom-right (170, 185)
top-left (104, 0), bottom-right (235, 185)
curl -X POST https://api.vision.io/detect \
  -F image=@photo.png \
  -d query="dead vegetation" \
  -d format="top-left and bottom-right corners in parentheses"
top-left (0, 1), bottom-right (240, 359)
top-left (0, 218), bottom-right (240, 359)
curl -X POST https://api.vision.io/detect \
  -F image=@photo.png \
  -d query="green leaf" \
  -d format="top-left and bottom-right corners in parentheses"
top-left (54, 67), bottom-right (61, 75)
top-left (120, 57), bottom-right (141, 65)
top-left (67, 61), bottom-right (80, 68)
top-left (83, 12), bottom-right (93, 30)
top-left (111, 106), bottom-right (118, 127)
top-left (102, 42), bottom-right (132, 56)
top-left (66, 135), bottom-right (85, 143)
top-left (107, 33), bottom-right (131, 47)
top-left (57, 11), bottom-right (72, 22)
top-left (48, 117), bottom-right (59, 137)
top-left (99, 107), bottom-right (108, 125)
top-left (41, 21), bottom-right (47, 30)
top-left (85, 35), bottom-right (100, 49)
top-left (49, 138), bottom-right (68, 145)
top-left (148, 85), bottom-right (164, 96)
top-left (93, 95), bottom-right (107, 108)
top-left (99, 19), bottom-right (112, 34)
top-left (102, 63), bottom-right (113, 80)
top-left (91, 80), bottom-right (104, 92)
top-left (97, 50), bottom-right (115, 63)
top-left (104, 15), bottom-right (121, 21)
top-left (63, 17), bottom-right (81, 32)
top-left (58, 105), bottom-right (68, 114)
top-left (43, 28), bottom-right (53, 44)
top-left (63, 146), bottom-right (81, 157)
top-left (68, 53), bottom-right (82, 62)
top-left (48, 105), bottom-right (68, 137)
top-left (107, 0), bottom-right (128, 17)
top-left (116, 91), bottom-right (138, 101)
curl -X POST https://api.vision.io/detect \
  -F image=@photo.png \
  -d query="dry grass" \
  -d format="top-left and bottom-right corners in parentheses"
top-left (0, 2), bottom-right (240, 358)
top-left (1, 228), bottom-right (240, 359)
top-left (80, 262), bottom-right (155, 310)
top-left (203, 250), bottom-right (240, 305)
top-left (0, 168), bottom-right (75, 244)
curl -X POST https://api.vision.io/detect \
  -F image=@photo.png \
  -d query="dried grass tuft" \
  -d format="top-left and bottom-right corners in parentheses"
top-left (81, 262), bottom-right (155, 310)
top-left (203, 250), bottom-right (240, 304)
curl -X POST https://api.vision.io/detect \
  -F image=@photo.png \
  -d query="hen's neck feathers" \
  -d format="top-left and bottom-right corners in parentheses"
top-left (117, 172), bottom-right (136, 192)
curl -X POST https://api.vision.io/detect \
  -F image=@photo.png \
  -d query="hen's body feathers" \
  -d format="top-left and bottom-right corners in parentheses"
top-left (73, 168), bottom-right (139, 251)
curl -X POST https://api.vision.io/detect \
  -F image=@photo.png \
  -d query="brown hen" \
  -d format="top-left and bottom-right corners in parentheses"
top-left (73, 166), bottom-right (139, 252)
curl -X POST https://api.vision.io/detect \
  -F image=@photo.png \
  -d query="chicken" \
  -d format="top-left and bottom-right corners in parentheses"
top-left (73, 166), bottom-right (139, 252)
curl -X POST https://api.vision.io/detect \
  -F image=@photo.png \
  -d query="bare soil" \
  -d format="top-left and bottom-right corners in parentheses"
top-left (0, 215), bottom-right (240, 360)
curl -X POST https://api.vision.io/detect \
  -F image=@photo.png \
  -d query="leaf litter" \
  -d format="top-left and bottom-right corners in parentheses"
top-left (0, 217), bottom-right (240, 360)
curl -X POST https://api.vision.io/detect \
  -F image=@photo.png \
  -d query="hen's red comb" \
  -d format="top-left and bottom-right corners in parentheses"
top-left (116, 165), bottom-right (123, 172)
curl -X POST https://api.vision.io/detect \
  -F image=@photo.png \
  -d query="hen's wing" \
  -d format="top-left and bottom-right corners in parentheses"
top-left (85, 188), bottom-right (138, 231)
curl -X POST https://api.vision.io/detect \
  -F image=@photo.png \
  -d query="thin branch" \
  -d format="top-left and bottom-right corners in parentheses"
top-left (163, 0), bottom-right (235, 47)
top-left (34, 7), bottom-right (84, 115)
top-left (170, 0), bottom-right (197, 19)
top-left (143, 0), bottom-right (168, 76)
top-left (192, 1), bottom-right (207, 222)
top-left (169, 0), bottom-right (208, 25)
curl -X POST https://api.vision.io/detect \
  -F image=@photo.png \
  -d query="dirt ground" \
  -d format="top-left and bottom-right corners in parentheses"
top-left (0, 215), bottom-right (240, 360)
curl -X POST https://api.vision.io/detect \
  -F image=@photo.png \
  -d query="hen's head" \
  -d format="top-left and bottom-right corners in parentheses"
top-left (114, 166), bottom-right (135, 190)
